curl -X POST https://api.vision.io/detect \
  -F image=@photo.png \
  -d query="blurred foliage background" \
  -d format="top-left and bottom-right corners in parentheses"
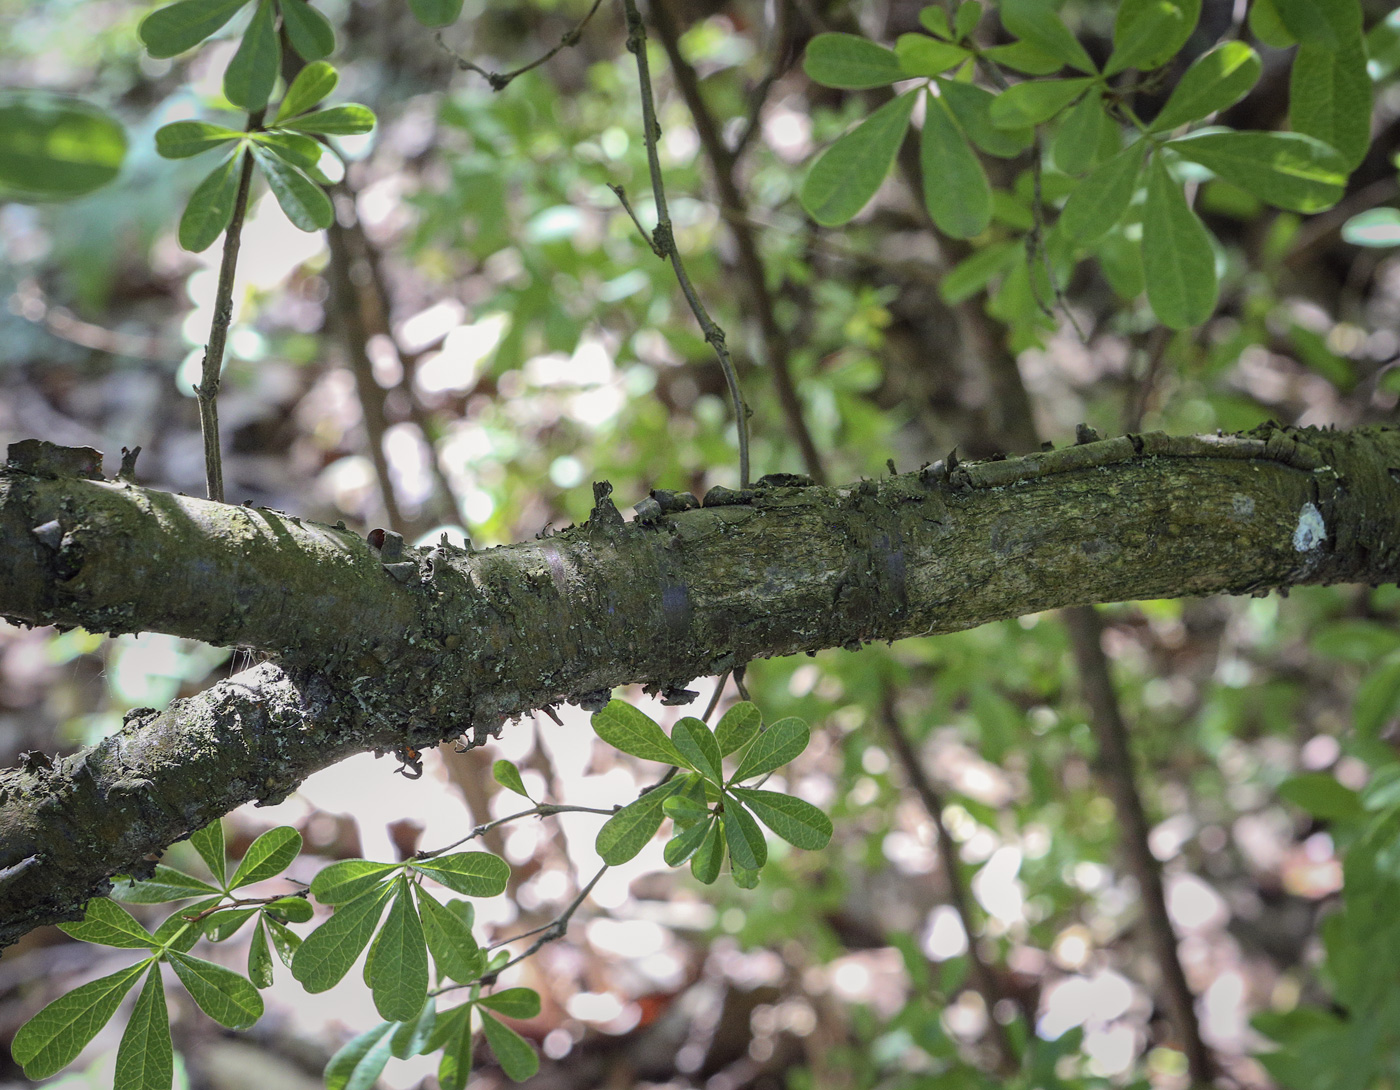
top-left (3, 0), bottom-right (1400, 1087)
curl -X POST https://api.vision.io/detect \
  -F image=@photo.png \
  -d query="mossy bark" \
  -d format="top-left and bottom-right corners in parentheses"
top-left (2, 423), bottom-right (1399, 945)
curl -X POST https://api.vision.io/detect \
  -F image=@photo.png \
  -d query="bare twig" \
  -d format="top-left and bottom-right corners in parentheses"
top-left (478, 863), bottom-right (608, 984)
top-left (196, 110), bottom-right (264, 503)
top-left (420, 803), bottom-right (618, 859)
top-left (436, 0), bottom-right (606, 91)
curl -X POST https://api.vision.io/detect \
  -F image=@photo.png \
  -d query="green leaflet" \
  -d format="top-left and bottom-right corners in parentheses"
top-left (57, 897), bottom-right (157, 949)
top-left (168, 951), bottom-right (265, 1028)
top-left (714, 701), bottom-right (761, 757)
top-left (1053, 86), bottom-right (1108, 174)
top-left (391, 998), bottom-right (438, 1059)
top-left (938, 239), bottom-right (1019, 304)
top-left (229, 825), bottom-right (302, 888)
top-left (920, 5), bottom-right (952, 39)
top-left (1269, 0), bottom-right (1360, 48)
top-left (803, 33), bottom-right (904, 89)
top-left (1149, 42), bottom-right (1261, 132)
top-left (1342, 209), bottom-right (1400, 248)
top-left (1354, 660), bottom-right (1400, 740)
top-left (493, 758), bottom-right (532, 798)
top-left (665, 814), bottom-right (716, 866)
top-left (955, 1), bottom-right (983, 41)
top-left (921, 90), bottom-right (991, 239)
top-left (114, 965), bottom-right (173, 1090)
top-left (324, 1022), bottom-right (397, 1090)
top-left (250, 144), bottom-right (333, 231)
top-left (249, 919), bottom-right (275, 989)
top-left (591, 699), bottom-right (686, 765)
top-left (255, 130), bottom-right (324, 172)
top-left (989, 78), bottom-right (1095, 129)
top-left (1278, 774), bottom-right (1365, 822)
top-left (1141, 153), bottom-right (1218, 329)
top-left (998, 0), bottom-right (1097, 73)
top-left (310, 858), bottom-right (400, 904)
top-left (937, 79), bottom-right (1034, 158)
top-left (274, 60), bottom-right (339, 125)
top-left (1166, 130), bottom-right (1347, 213)
top-left (479, 987), bottom-right (542, 1019)
top-left (1106, 0), bottom-right (1201, 75)
top-left (433, 1004), bottom-right (475, 1090)
top-left (731, 716), bottom-right (811, 783)
top-left (1059, 138), bottom-right (1146, 241)
top-left (223, 0), bottom-right (280, 112)
top-left (800, 91), bottom-right (917, 227)
top-left (266, 916), bottom-right (303, 967)
top-left (721, 798), bottom-right (768, 871)
top-left (982, 40), bottom-right (1064, 75)
top-left (281, 104), bottom-right (376, 136)
top-left (179, 149), bottom-right (243, 252)
top-left (691, 820), bottom-right (726, 883)
top-left (672, 717), bottom-right (723, 782)
top-left (292, 882), bottom-right (395, 992)
top-left (139, 0), bottom-right (250, 58)
top-left (1248, 0), bottom-right (1296, 47)
top-left (12, 962), bottom-right (148, 1078)
top-left (729, 788), bottom-right (834, 850)
top-left (895, 34), bottom-right (970, 78)
top-left (0, 91), bottom-right (127, 202)
top-left (1291, 38), bottom-right (1371, 171)
top-left (410, 850), bottom-right (510, 897)
top-left (280, 0), bottom-right (336, 61)
top-left (111, 864), bottom-right (220, 904)
top-left (154, 120), bottom-right (241, 159)
top-left (416, 887), bottom-right (483, 982)
top-left (407, 0), bottom-right (467, 28)
top-left (366, 879), bottom-right (430, 1022)
top-left (596, 778), bottom-right (684, 864)
top-left (481, 1011), bottom-right (540, 1081)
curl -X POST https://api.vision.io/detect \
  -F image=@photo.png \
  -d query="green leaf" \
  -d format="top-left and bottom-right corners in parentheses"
top-left (111, 864), bottom-right (221, 904)
top-left (1291, 37), bottom-right (1371, 171)
top-left (139, 0), bottom-right (250, 58)
top-left (493, 759), bottom-right (532, 798)
top-left (58, 898), bottom-right (157, 949)
top-left (265, 895), bottom-right (314, 924)
top-left (391, 998), bottom-right (438, 1059)
top-left (325, 1022), bottom-right (396, 1090)
top-left (895, 34), bottom-right (970, 77)
top-left (955, 1), bottom-right (983, 41)
top-left (190, 820), bottom-right (226, 885)
top-left (310, 859), bottom-right (400, 904)
top-left (939, 239), bottom-right (1020, 304)
top-left (168, 951), bottom-right (264, 1028)
top-left (416, 887), bottom-right (482, 982)
top-left (721, 799), bottom-right (768, 871)
top-left (411, 851), bottom-right (510, 897)
top-left (282, 104), bottom-right (376, 136)
top-left (229, 825), bottom-right (302, 889)
top-left (1369, 8), bottom-right (1400, 82)
top-left (433, 1004), bottom-right (475, 1090)
top-left (12, 963), bottom-right (147, 1079)
top-left (367, 879), bottom-right (430, 1022)
top-left (481, 1011), bottom-right (540, 1082)
top-left (989, 78), bottom-right (1094, 129)
top-left (1278, 773), bottom-right (1365, 822)
top-left (1342, 208), bottom-right (1400, 248)
top-left (982, 40), bottom-right (1065, 75)
top-left (292, 883), bottom-right (394, 991)
top-left (280, 0), bottom-right (336, 60)
top-left (0, 91), bottom-right (127, 202)
top-left (155, 120), bottom-right (242, 160)
top-left (662, 790), bottom-right (712, 826)
top-left (224, 0), bottom-right (280, 111)
top-left (1166, 130), bottom-right (1347, 213)
top-left (592, 700), bottom-right (686, 765)
top-left (920, 5), bottom-right (952, 38)
top-left (114, 965), bottom-right (173, 1090)
top-left (690, 820), bottom-right (726, 883)
top-left (1249, 0), bottom-right (1296, 47)
top-left (407, 0), bottom-right (466, 27)
top-left (275, 60), bottom-right (338, 125)
top-left (935, 79), bottom-right (1033, 159)
top-left (921, 90), bottom-right (992, 239)
top-left (999, 0), bottom-right (1097, 73)
top-left (729, 788), bottom-right (834, 850)
top-left (152, 898), bottom-right (217, 953)
top-left (731, 717), bottom-right (811, 783)
top-left (1053, 86), bottom-right (1108, 174)
top-left (715, 702), bottom-right (762, 757)
top-left (479, 988), bottom-right (542, 1019)
top-left (731, 866), bottom-right (761, 889)
top-left (803, 33), bottom-right (905, 89)
top-left (1093, 225), bottom-right (1146, 299)
top-left (801, 91), bottom-right (917, 227)
top-left (672, 717), bottom-right (724, 782)
top-left (248, 919), bottom-right (275, 988)
top-left (665, 815), bottom-right (717, 866)
top-left (266, 916), bottom-right (303, 968)
top-left (1106, 0), bottom-right (1201, 75)
top-left (204, 905), bottom-right (260, 941)
top-left (1355, 659), bottom-right (1400, 740)
top-left (1149, 41), bottom-right (1262, 132)
top-left (1060, 138), bottom-right (1146, 241)
top-left (596, 780), bottom-right (685, 865)
top-left (1269, 0), bottom-right (1360, 48)
top-left (179, 150), bottom-right (243, 252)
top-left (251, 144), bottom-right (333, 230)
top-left (1141, 153), bottom-right (1218, 329)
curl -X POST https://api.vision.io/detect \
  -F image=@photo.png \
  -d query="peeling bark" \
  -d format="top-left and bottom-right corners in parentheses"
top-left (2, 423), bottom-right (1400, 945)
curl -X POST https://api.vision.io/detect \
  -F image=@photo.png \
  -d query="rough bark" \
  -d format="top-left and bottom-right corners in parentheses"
top-left (2, 422), bottom-right (1399, 946)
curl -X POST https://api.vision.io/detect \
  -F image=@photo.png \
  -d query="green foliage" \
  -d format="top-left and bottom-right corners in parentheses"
top-left (0, 91), bottom-right (127, 202)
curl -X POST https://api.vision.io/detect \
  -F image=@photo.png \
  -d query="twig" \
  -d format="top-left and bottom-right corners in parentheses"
top-left (1124, 325), bottom-right (1171, 433)
top-left (1027, 133), bottom-right (1087, 343)
top-left (476, 863), bottom-right (608, 985)
top-left (420, 803), bottom-right (618, 858)
top-left (619, 0), bottom-right (750, 487)
top-left (879, 693), bottom-right (1018, 1074)
top-left (196, 110), bottom-right (264, 503)
top-left (436, 0), bottom-right (606, 91)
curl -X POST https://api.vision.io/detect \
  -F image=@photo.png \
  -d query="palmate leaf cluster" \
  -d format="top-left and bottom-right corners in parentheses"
top-left (590, 700), bottom-right (832, 887)
top-left (799, 0), bottom-right (1379, 334)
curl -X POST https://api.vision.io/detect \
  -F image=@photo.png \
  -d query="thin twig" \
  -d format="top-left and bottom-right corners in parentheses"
top-left (436, 0), bottom-right (606, 91)
top-left (619, 0), bottom-right (750, 487)
top-left (197, 110), bottom-right (264, 503)
top-left (477, 863), bottom-right (608, 984)
top-left (420, 803), bottom-right (618, 859)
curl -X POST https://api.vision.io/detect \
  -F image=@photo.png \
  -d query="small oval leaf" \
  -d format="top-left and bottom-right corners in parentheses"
top-left (801, 91), bottom-right (918, 227)
top-left (803, 33), bottom-right (905, 89)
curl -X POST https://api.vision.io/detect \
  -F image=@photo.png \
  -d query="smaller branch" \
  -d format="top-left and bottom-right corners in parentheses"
top-left (419, 804), bottom-right (618, 859)
top-left (607, 183), bottom-right (664, 256)
top-left (436, 0), bottom-right (606, 91)
top-left (197, 111), bottom-right (264, 504)
top-left (472, 863), bottom-right (608, 987)
top-left (1027, 133), bottom-right (1086, 343)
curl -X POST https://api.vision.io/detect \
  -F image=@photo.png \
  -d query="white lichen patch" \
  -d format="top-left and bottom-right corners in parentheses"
top-left (1231, 494), bottom-right (1255, 519)
top-left (1293, 502), bottom-right (1325, 552)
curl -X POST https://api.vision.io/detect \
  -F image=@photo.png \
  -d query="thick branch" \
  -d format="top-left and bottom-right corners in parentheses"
top-left (2, 423), bottom-right (1399, 943)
